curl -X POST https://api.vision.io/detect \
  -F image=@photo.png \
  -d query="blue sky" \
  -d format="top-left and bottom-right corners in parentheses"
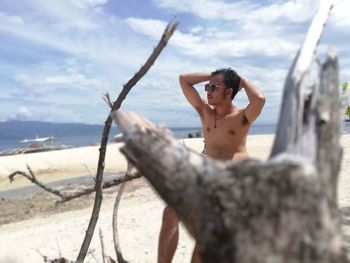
top-left (0, 0), bottom-right (349, 127)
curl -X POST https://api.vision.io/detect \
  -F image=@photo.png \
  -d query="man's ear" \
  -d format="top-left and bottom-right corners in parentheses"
top-left (226, 88), bottom-right (233, 97)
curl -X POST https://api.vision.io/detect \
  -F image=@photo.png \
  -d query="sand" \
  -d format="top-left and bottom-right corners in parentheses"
top-left (0, 134), bottom-right (349, 262)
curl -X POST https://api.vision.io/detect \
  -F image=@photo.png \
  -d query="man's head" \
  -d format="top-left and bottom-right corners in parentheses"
top-left (210, 68), bottom-right (241, 100)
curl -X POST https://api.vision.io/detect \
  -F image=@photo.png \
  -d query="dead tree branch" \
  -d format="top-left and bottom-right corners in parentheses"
top-left (7, 166), bottom-right (141, 203)
top-left (99, 229), bottom-right (107, 263)
top-left (112, 183), bottom-right (129, 263)
top-left (76, 20), bottom-right (178, 263)
top-left (111, 2), bottom-right (348, 262)
top-left (59, 173), bottom-right (141, 203)
top-left (9, 164), bottom-right (63, 198)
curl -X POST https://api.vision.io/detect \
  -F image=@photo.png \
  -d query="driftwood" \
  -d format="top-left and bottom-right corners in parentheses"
top-left (99, 229), bottom-right (107, 263)
top-left (112, 1), bottom-right (348, 262)
top-left (112, 183), bottom-right (129, 263)
top-left (9, 164), bottom-right (64, 198)
top-left (8, 166), bottom-right (141, 203)
top-left (76, 20), bottom-right (178, 263)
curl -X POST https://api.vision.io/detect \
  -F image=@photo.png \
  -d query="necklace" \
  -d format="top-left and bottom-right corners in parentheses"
top-left (214, 110), bottom-right (217, 128)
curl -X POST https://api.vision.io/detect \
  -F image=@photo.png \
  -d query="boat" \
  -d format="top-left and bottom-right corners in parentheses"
top-left (113, 133), bottom-right (124, 143)
top-left (0, 136), bottom-right (72, 156)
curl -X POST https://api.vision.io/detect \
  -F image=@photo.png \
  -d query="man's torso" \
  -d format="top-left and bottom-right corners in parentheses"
top-left (200, 104), bottom-right (250, 161)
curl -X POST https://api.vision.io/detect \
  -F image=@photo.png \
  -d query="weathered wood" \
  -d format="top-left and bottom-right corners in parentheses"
top-left (113, 111), bottom-right (347, 263)
top-left (111, 1), bottom-right (348, 262)
top-left (271, 0), bottom-right (335, 159)
top-left (112, 183), bottom-right (129, 263)
top-left (316, 48), bottom-right (342, 201)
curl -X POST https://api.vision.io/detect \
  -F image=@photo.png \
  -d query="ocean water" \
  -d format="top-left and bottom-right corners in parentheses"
top-left (1, 122), bottom-right (349, 152)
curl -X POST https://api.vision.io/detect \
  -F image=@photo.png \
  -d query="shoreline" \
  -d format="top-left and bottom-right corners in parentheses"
top-left (0, 134), bottom-right (277, 191)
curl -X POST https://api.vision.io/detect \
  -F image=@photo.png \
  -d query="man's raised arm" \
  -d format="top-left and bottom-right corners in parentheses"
top-left (179, 73), bottom-right (210, 114)
top-left (240, 77), bottom-right (265, 123)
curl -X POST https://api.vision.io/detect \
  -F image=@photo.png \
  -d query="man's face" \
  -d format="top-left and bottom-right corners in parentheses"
top-left (206, 74), bottom-right (227, 106)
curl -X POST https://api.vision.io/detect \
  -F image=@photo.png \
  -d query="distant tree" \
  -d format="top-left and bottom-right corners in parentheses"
top-left (342, 82), bottom-right (350, 121)
top-left (341, 82), bottom-right (348, 94)
top-left (345, 106), bottom-right (350, 121)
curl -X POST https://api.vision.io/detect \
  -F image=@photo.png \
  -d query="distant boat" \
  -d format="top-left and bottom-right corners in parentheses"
top-left (0, 136), bottom-right (73, 156)
top-left (114, 133), bottom-right (124, 143)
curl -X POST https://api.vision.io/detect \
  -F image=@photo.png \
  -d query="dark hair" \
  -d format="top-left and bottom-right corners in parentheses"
top-left (211, 68), bottom-right (240, 100)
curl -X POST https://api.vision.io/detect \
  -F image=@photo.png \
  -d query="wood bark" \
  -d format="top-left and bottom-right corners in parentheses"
top-left (111, 1), bottom-right (348, 262)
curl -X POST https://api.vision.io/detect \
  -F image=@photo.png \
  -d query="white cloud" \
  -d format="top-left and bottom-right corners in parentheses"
top-left (329, 0), bottom-right (350, 27)
top-left (45, 74), bottom-right (101, 87)
top-left (124, 17), bottom-right (298, 58)
top-left (13, 57), bottom-right (105, 94)
top-left (124, 18), bottom-right (167, 38)
top-left (152, 0), bottom-right (319, 23)
top-left (15, 71), bottom-right (102, 91)
top-left (152, 0), bottom-right (256, 21)
top-left (54, 19), bottom-right (100, 31)
top-left (0, 12), bottom-right (25, 26)
top-left (71, 0), bottom-right (108, 9)
top-left (11, 106), bottom-right (33, 120)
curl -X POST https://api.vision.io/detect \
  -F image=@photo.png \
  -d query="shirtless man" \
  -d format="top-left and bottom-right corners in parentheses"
top-left (158, 68), bottom-right (265, 263)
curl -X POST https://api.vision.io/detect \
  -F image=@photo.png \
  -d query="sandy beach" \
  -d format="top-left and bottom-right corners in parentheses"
top-left (0, 134), bottom-right (350, 262)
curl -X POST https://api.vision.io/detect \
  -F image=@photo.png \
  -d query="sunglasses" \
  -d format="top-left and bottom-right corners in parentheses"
top-left (204, 83), bottom-right (224, 92)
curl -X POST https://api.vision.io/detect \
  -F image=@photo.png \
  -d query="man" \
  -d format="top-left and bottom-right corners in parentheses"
top-left (158, 68), bottom-right (265, 263)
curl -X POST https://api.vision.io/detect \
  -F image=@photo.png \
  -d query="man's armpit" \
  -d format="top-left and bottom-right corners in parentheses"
top-left (241, 111), bottom-right (250, 126)
top-left (195, 106), bottom-right (204, 117)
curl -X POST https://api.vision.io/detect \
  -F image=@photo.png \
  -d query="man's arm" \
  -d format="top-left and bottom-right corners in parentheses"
top-left (179, 73), bottom-right (210, 114)
top-left (240, 77), bottom-right (265, 123)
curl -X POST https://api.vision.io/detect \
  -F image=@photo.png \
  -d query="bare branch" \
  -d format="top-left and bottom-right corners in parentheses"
top-left (7, 167), bottom-right (141, 203)
top-left (76, 20), bottom-right (178, 263)
top-left (99, 229), bottom-right (107, 263)
top-left (8, 166), bottom-right (64, 198)
top-left (112, 183), bottom-right (129, 263)
top-left (84, 164), bottom-right (94, 178)
top-left (102, 91), bottom-right (113, 109)
top-left (59, 173), bottom-right (141, 203)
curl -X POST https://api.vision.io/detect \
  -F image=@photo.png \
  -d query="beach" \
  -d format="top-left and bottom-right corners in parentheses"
top-left (0, 134), bottom-right (349, 262)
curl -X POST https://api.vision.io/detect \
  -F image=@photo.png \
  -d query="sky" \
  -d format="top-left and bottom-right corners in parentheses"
top-left (0, 0), bottom-right (349, 127)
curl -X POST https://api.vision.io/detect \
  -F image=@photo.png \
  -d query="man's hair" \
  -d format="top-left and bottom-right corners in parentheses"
top-left (211, 68), bottom-right (240, 100)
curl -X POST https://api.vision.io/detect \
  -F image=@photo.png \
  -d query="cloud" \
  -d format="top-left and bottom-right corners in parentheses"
top-left (124, 17), bottom-right (298, 58)
top-left (329, 0), bottom-right (350, 28)
top-left (14, 59), bottom-right (103, 92)
top-left (0, 12), bottom-right (25, 26)
top-left (10, 106), bottom-right (33, 121)
top-left (70, 0), bottom-right (108, 9)
top-left (152, 0), bottom-right (319, 23)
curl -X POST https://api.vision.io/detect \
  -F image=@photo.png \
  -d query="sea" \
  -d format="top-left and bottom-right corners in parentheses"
top-left (1, 122), bottom-right (349, 153)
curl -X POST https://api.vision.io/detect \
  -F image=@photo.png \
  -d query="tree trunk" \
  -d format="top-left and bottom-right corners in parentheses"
top-left (112, 1), bottom-right (348, 262)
